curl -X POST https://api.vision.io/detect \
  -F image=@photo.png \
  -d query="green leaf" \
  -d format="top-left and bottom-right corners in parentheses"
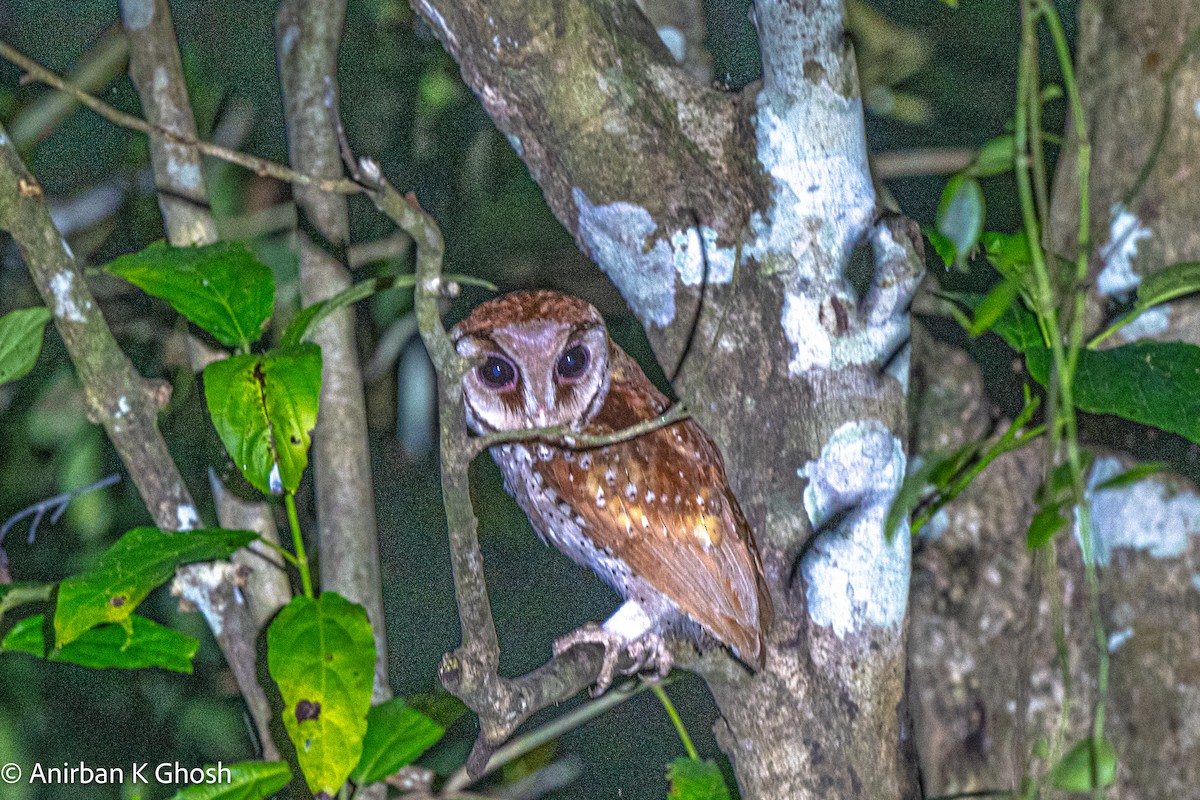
top-left (981, 230), bottom-right (1033, 284)
top-left (105, 241), bottom-right (274, 348)
top-left (1135, 261), bottom-right (1200, 309)
top-left (666, 758), bottom-right (732, 800)
top-left (967, 279), bottom-right (1020, 337)
top-left (0, 582), bottom-right (54, 626)
top-left (924, 226), bottom-right (959, 269)
top-left (204, 344), bottom-right (322, 495)
top-left (936, 175), bottom-right (985, 269)
top-left (167, 761), bottom-right (293, 800)
top-left (1026, 342), bottom-right (1200, 446)
top-left (3, 613), bottom-right (198, 673)
top-left (1050, 737), bottom-right (1117, 792)
top-left (267, 593), bottom-right (376, 797)
top-left (1094, 461), bottom-right (1171, 491)
top-left (55, 527), bottom-right (256, 646)
top-left (1026, 504), bottom-right (1066, 550)
top-left (351, 698), bottom-right (445, 784)
top-left (941, 292), bottom-right (1043, 352)
top-left (968, 135), bottom-right (1015, 178)
top-left (0, 307), bottom-right (52, 385)
top-left (886, 447), bottom-right (974, 540)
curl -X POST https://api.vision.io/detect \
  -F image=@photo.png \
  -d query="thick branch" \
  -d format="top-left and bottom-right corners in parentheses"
top-left (0, 124), bottom-right (194, 532)
top-left (276, 0), bottom-right (390, 706)
top-left (119, 0), bottom-right (218, 246)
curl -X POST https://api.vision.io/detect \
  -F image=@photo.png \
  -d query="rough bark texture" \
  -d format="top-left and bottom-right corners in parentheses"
top-left (908, 1), bottom-right (1200, 796)
top-left (412, 0), bottom-right (923, 796)
top-left (277, 0), bottom-right (391, 707)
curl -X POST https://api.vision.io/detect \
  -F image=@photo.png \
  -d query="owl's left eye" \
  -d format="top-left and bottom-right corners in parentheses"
top-left (556, 344), bottom-right (590, 381)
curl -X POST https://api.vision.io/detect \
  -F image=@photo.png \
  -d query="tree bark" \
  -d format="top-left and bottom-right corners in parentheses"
top-left (908, 1), bottom-right (1200, 796)
top-left (410, 0), bottom-right (923, 795)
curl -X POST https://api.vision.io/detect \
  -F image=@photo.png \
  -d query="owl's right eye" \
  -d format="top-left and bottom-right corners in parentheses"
top-left (478, 355), bottom-right (517, 390)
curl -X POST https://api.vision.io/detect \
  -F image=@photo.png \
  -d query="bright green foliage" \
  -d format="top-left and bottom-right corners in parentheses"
top-left (351, 697), bottom-right (445, 784)
top-left (1050, 737), bottom-right (1117, 791)
top-left (1026, 342), bottom-right (1200, 446)
top-left (666, 758), bottom-right (732, 800)
top-left (105, 241), bottom-right (274, 349)
top-left (1094, 461), bottom-right (1171, 490)
top-left (968, 134), bottom-right (1015, 178)
top-left (167, 761), bottom-right (293, 800)
top-left (54, 527), bottom-right (256, 647)
top-left (0, 582), bottom-right (54, 626)
top-left (1026, 504), bottom-right (1067, 550)
top-left (267, 593), bottom-right (375, 797)
top-left (935, 174), bottom-right (985, 269)
top-left (3, 613), bottom-right (198, 673)
top-left (203, 344), bottom-right (322, 495)
top-left (0, 306), bottom-right (51, 385)
top-left (1094, 261), bottom-right (1200, 344)
top-left (966, 279), bottom-right (1020, 337)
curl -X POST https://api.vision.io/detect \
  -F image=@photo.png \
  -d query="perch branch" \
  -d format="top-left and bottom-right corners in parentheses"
top-left (361, 165), bottom-right (608, 775)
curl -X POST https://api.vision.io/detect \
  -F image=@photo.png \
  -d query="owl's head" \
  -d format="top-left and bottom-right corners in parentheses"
top-left (451, 291), bottom-right (612, 433)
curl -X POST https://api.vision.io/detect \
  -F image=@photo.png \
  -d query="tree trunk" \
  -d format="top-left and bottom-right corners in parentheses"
top-left (908, 1), bottom-right (1200, 796)
top-left (410, 0), bottom-right (923, 795)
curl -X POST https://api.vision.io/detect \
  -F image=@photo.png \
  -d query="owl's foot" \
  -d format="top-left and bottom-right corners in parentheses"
top-left (553, 623), bottom-right (673, 695)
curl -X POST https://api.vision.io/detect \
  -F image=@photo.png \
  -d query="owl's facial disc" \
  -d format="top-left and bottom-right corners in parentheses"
top-left (457, 321), bottom-right (609, 434)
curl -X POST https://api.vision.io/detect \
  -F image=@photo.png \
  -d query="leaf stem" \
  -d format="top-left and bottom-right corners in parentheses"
top-left (651, 683), bottom-right (698, 760)
top-left (284, 492), bottom-right (314, 599)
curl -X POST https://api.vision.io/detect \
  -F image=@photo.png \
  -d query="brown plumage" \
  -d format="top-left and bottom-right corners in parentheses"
top-left (452, 290), bottom-right (772, 678)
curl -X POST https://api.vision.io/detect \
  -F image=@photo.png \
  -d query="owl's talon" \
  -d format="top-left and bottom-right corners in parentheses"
top-left (552, 625), bottom-right (672, 695)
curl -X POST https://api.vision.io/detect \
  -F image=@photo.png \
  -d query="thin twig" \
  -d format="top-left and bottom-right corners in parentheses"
top-left (468, 403), bottom-right (690, 457)
top-left (0, 473), bottom-right (121, 548)
top-left (0, 40), bottom-right (362, 196)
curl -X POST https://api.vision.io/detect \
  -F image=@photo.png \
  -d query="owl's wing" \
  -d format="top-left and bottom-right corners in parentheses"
top-left (536, 351), bottom-right (772, 667)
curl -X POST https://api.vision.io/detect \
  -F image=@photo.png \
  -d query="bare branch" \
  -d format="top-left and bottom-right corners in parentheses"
top-left (276, 0), bottom-right (391, 712)
top-left (467, 403), bottom-right (691, 457)
top-left (0, 40), bottom-right (362, 195)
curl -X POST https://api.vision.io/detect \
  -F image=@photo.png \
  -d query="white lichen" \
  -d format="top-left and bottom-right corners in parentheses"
top-left (798, 420), bottom-right (909, 638)
top-left (1107, 626), bottom-right (1134, 653)
top-left (1078, 456), bottom-right (1200, 565)
top-left (120, 0), bottom-right (154, 30)
top-left (176, 504), bottom-right (200, 531)
top-left (268, 462), bottom-right (283, 496)
top-left (49, 272), bottom-right (86, 322)
top-left (280, 24), bottom-right (300, 56)
top-left (1097, 204), bottom-right (1152, 297)
top-left (656, 26), bottom-right (687, 63)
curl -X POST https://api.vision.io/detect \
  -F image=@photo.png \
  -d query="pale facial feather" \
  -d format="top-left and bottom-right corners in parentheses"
top-left (458, 321), bottom-right (610, 433)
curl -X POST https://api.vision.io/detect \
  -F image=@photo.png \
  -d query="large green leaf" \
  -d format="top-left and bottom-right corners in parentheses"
top-left (666, 758), bottom-right (732, 800)
top-left (105, 241), bottom-right (274, 348)
top-left (55, 527), bottom-right (256, 646)
top-left (3, 613), bottom-right (198, 673)
top-left (351, 698), bottom-right (445, 784)
top-left (167, 761), bottom-right (293, 800)
top-left (1050, 737), bottom-right (1117, 792)
top-left (1135, 261), bottom-right (1200, 310)
top-left (203, 344), bottom-right (322, 495)
top-left (1026, 342), bottom-right (1200, 445)
top-left (0, 307), bottom-right (51, 385)
top-left (267, 593), bottom-right (375, 797)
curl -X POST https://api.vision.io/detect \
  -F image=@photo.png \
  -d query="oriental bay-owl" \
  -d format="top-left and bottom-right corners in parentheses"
top-left (453, 291), bottom-right (772, 689)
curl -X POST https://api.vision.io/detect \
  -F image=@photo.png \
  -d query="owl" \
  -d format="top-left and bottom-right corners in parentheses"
top-left (452, 290), bottom-right (772, 690)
